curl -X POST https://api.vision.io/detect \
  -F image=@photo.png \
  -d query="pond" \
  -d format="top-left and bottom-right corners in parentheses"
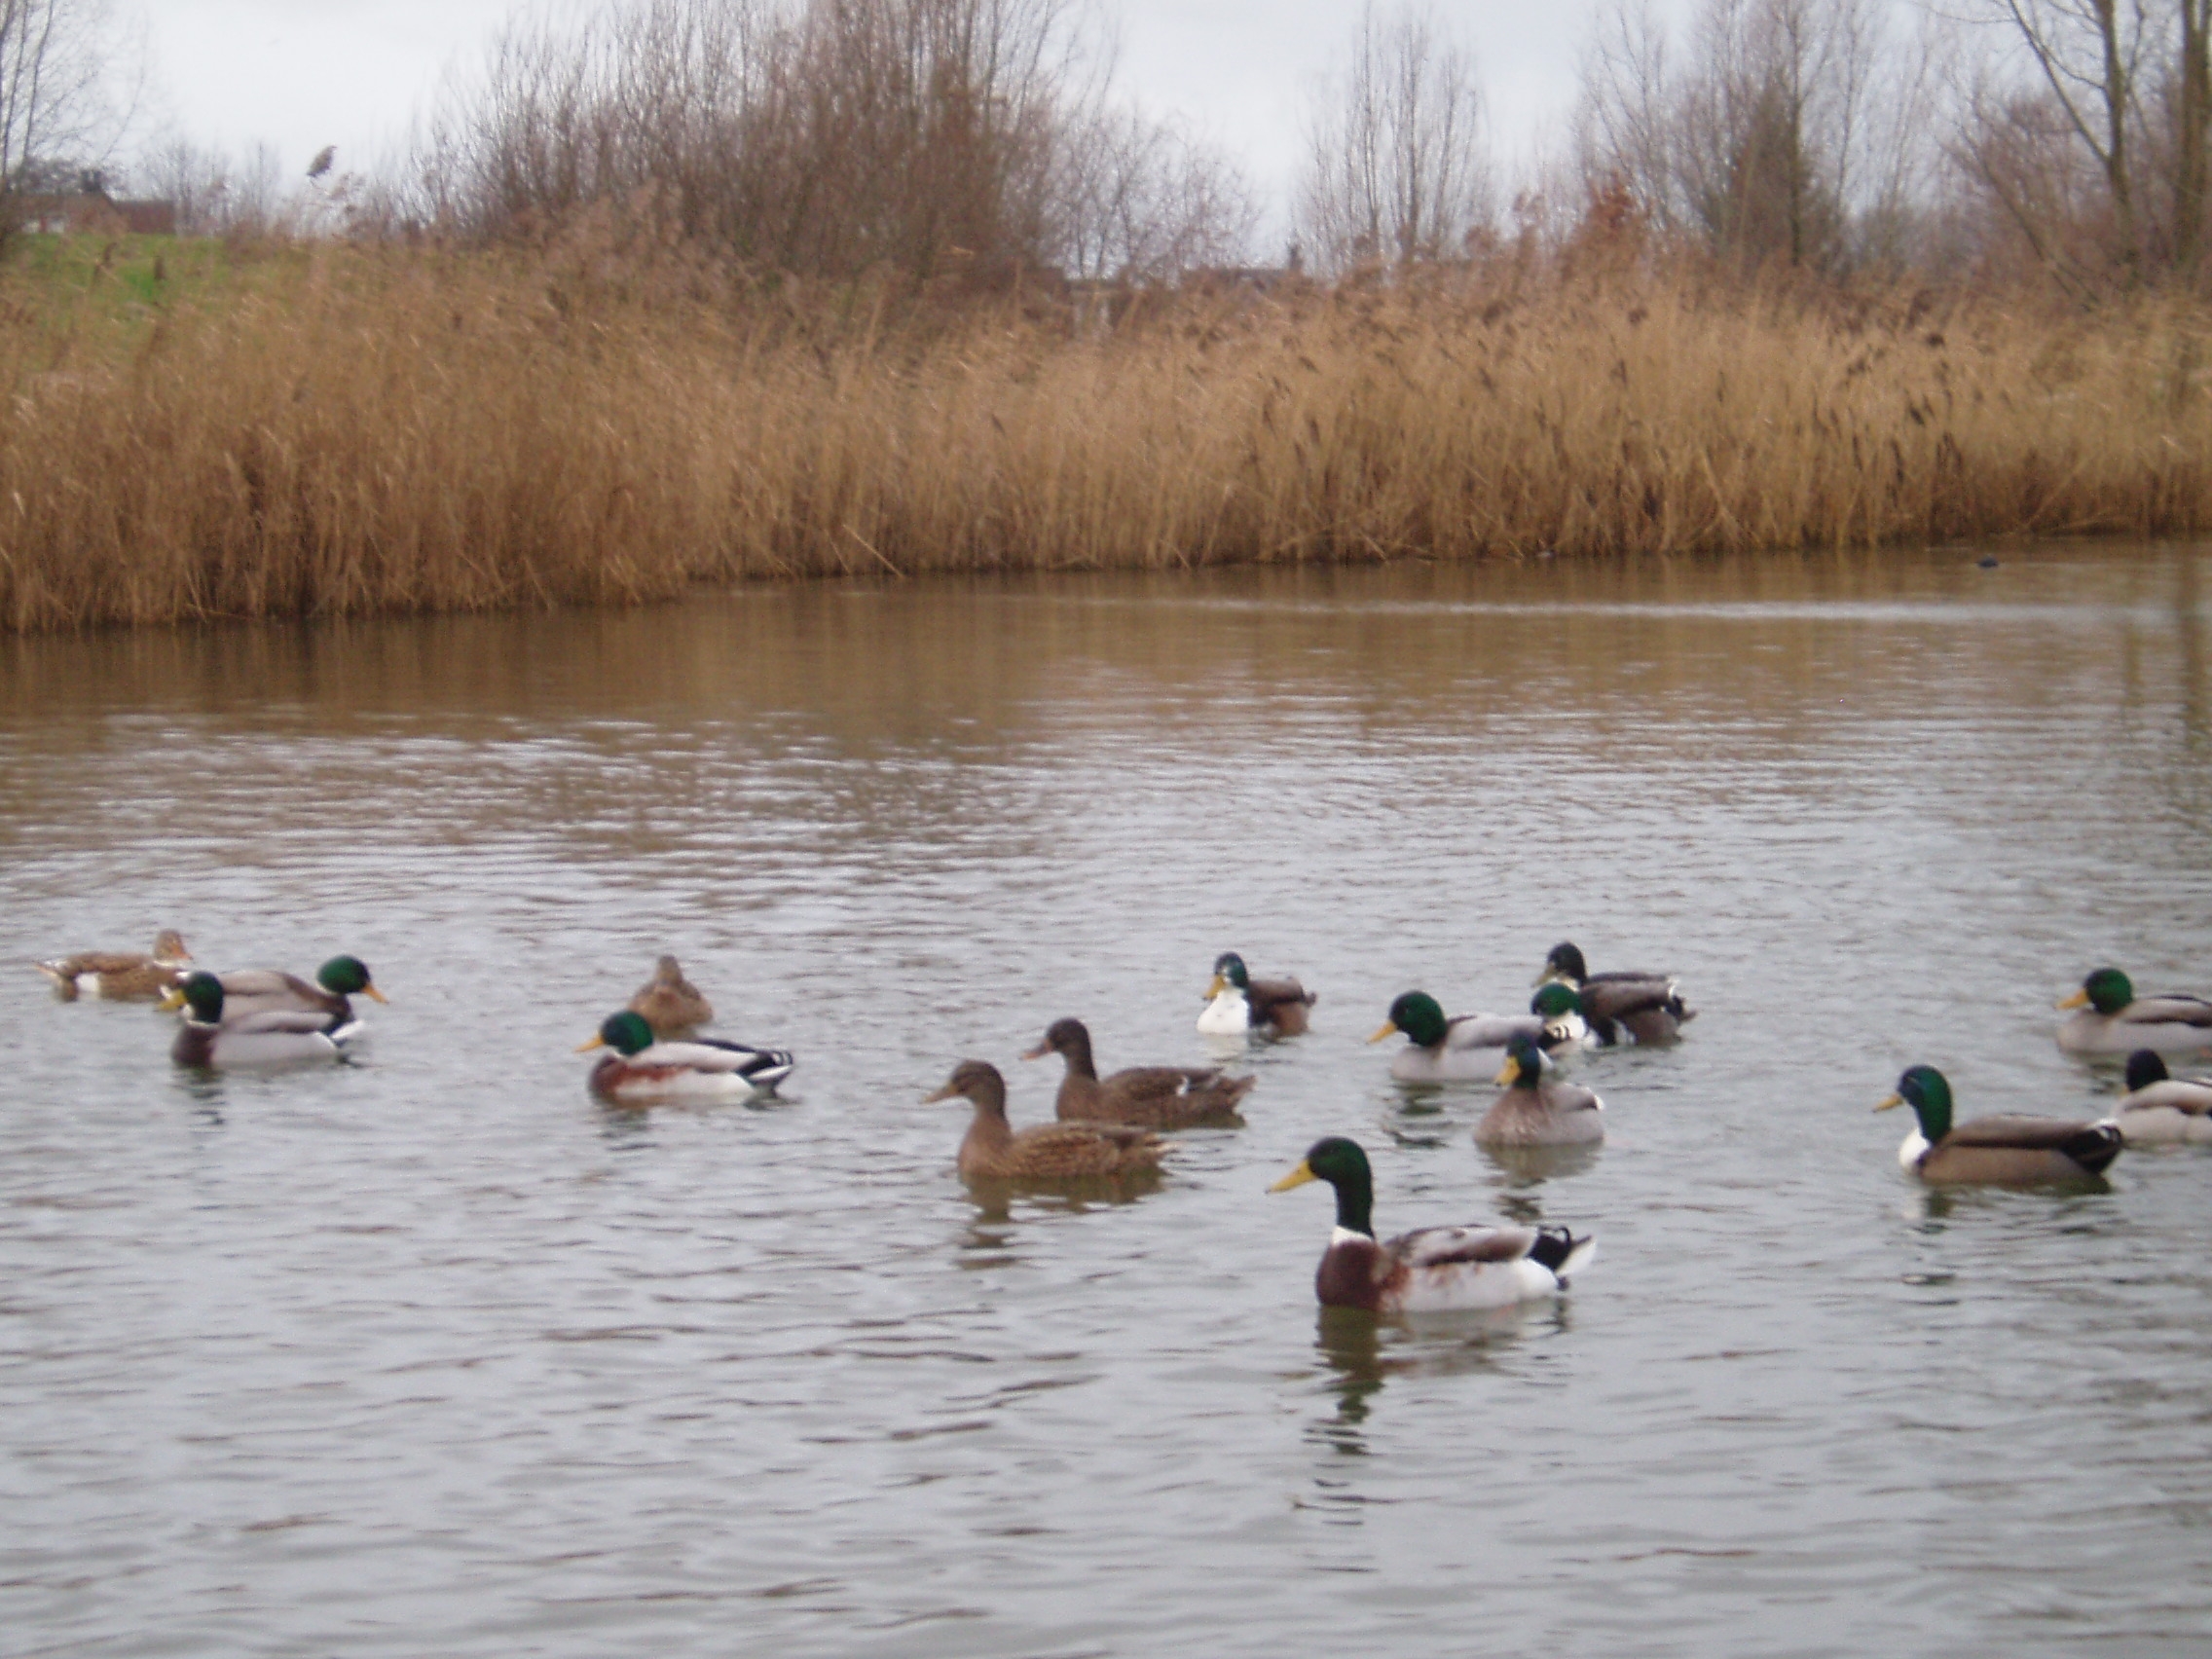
top-left (4, 545), bottom-right (2210, 1656)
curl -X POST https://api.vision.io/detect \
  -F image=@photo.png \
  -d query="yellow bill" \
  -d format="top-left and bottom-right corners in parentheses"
top-left (1366, 1020), bottom-right (1398, 1044)
top-left (1873, 1092), bottom-right (1903, 1113)
top-left (2055, 989), bottom-right (2089, 1010)
top-left (575, 1034), bottom-right (607, 1052)
top-left (1269, 1160), bottom-right (1317, 1193)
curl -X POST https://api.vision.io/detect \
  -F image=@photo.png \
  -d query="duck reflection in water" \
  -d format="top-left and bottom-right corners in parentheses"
top-left (955, 1171), bottom-right (1164, 1267)
top-left (1308, 1303), bottom-right (1556, 1458)
top-left (1479, 1140), bottom-right (1603, 1191)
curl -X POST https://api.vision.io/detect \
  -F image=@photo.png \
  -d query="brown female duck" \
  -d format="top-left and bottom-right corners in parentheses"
top-left (36, 930), bottom-right (192, 1001)
top-left (1024, 1016), bottom-right (1256, 1126)
top-left (926, 1059), bottom-right (1170, 1180)
top-left (628, 954), bottom-right (714, 1035)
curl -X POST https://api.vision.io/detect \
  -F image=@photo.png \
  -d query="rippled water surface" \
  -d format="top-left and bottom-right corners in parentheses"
top-left (5, 547), bottom-right (2212, 1657)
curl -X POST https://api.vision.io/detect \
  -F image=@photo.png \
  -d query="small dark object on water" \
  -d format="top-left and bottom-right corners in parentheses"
top-left (1976, 556), bottom-right (1999, 569)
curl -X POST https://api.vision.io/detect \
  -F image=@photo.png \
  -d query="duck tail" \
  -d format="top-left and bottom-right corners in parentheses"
top-left (1528, 1225), bottom-right (1596, 1281)
top-left (2065, 1122), bottom-right (2124, 1177)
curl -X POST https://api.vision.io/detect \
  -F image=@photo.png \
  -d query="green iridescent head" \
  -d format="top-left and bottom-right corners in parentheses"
top-left (1211, 952), bottom-right (1251, 990)
top-left (316, 955), bottom-right (380, 999)
top-left (2073, 968), bottom-right (2134, 1016)
top-left (590, 1011), bottom-right (657, 1056)
top-left (1269, 1134), bottom-right (1376, 1235)
top-left (1497, 1033), bottom-right (1550, 1088)
top-left (1877, 1064), bottom-right (1954, 1141)
top-left (178, 971), bottom-right (226, 1023)
top-left (1530, 982), bottom-right (1584, 1021)
top-left (1373, 991), bottom-right (1448, 1049)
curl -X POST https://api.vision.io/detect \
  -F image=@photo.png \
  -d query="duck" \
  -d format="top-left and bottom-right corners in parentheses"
top-left (169, 971), bottom-right (359, 1068)
top-left (36, 930), bottom-right (192, 1001)
top-left (926, 1059), bottom-right (1170, 1180)
top-left (628, 954), bottom-right (713, 1036)
top-left (1268, 1136), bottom-right (1595, 1313)
top-left (1023, 1017), bottom-right (1255, 1127)
top-left (577, 1010), bottom-right (793, 1104)
top-left (1197, 952), bottom-right (1317, 1037)
top-left (159, 955), bottom-right (385, 1021)
top-left (1479, 1035), bottom-right (1604, 1147)
top-left (2113, 1050), bottom-right (2212, 1145)
top-left (1536, 941), bottom-right (1693, 1045)
top-left (1367, 985), bottom-right (1588, 1084)
top-left (2055, 968), bottom-right (2212, 1055)
top-left (1874, 1064), bottom-right (2122, 1184)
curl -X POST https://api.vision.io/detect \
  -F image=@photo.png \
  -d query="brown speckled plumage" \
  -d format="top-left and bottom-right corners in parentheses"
top-left (927, 1059), bottom-right (1169, 1180)
top-left (36, 930), bottom-right (192, 1001)
top-left (1025, 1017), bottom-right (1255, 1127)
top-left (628, 954), bottom-right (714, 1035)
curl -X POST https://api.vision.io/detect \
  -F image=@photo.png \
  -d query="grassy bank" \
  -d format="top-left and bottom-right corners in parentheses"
top-left (2, 237), bottom-right (2209, 631)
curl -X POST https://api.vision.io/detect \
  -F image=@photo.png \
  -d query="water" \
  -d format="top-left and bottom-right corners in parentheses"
top-left (3, 545), bottom-right (2210, 1657)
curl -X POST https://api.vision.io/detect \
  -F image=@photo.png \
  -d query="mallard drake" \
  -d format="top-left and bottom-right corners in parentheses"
top-left (36, 930), bottom-right (192, 1001)
top-left (1874, 1064), bottom-right (2121, 1184)
top-left (1536, 941), bottom-right (1693, 1045)
top-left (1367, 986), bottom-right (1587, 1084)
top-left (2055, 968), bottom-right (2212, 1055)
top-left (1197, 952), bottom-right (1317, 1037)
top-left (160, 955), bottom-right (385, 1020)
top-left (926, 1059), bottom-right (1170, 1180)
top-left (1479, 1036), bottom-right (1604, 1147)
top-left (170, 971), bottom-right (359, 1068)
top-left (1023, 1017), bottom-right (1255, 1127)
top-left (628, 954), bottom-right (713, 1036)
top-left (577, 1011), bottom-right (793, 1104)
top-left (2113, 1050), bottom-right (2212, 1145)
top-left (1268, 1136), bottom-right (1594, 1313)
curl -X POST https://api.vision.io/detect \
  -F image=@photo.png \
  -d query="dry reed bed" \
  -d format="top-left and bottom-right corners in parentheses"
top-left (2, 247), bottom-right (2208, 631)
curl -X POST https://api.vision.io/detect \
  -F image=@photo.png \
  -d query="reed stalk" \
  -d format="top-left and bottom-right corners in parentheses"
top-left (3, 240), bottom-right (2208, 631)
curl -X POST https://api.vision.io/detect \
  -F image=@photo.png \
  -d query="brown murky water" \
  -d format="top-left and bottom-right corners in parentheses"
top-left (4, 545), bottom-right (2211, 1656)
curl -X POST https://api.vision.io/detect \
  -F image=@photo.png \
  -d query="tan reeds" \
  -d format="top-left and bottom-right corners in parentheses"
top-left (4, 245), bottom-right (2210, 632)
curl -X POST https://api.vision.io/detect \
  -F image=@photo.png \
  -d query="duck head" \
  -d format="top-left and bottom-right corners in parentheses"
top-left (2058, 968), bottom-right (2133, 1015)
top-left (579, 1011), bottom-right (656, 1055)
top-left (1269, 1135), bottom-right (1376, 1237)
top-left (1875, 1064), bottom-right (1954, 1141)
top-left (1369, 991), bottom-right (1448, 1049)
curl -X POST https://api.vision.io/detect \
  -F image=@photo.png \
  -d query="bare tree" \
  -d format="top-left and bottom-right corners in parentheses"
top-left (1295, 2), bottom-right (1490, 273)
top-left (1576, 0), bottom-right (1930, 272)
top-left (1051, 100), bottom-right (1256, 280)
top-left (0, 0), bottom-right (136, 244)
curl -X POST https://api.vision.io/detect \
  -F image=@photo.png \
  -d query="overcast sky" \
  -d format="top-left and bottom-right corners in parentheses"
top-left (133, 0), bottom-right (1650, 237)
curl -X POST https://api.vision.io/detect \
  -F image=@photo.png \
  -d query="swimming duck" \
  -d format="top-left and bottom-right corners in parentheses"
top-left (577, 1010), bottom-right (793, 1104)
top-left (36, 930), bottom-right (192, 1001)
top-left (628, 954), bottom-right (714, 1036)
top-left (1024, 1017), bottom-right (1255, 1127)
top-left (926, 1059), bottom-right (1170, 1180)
top-left (170, 971), bottom-right (359, 1068)
top-left (1874, 1064), bottom-right (2122, 1184)
top-left (1269, 1136), bottom-right (1595, 1313)
top-left (2113, 1050), bottom-right (2212, 1145)
top-left (2055, 968), bottom-right (2212, 1055)
top-left (1536, 941), bottom-right (1693, 1045)
top-left (1197, 952), bottom-right (1317, 1037)
top-left (1368, 985), bottom-right (1588, 1084)
top-left (1480, 1036), bottom-right (1605, 1147)
top-left (160, 955), bottom-right (385, 1021)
